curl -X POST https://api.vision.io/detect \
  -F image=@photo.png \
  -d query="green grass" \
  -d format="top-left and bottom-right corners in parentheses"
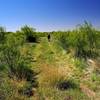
top-left (0, 23), bottom-right (100, 100)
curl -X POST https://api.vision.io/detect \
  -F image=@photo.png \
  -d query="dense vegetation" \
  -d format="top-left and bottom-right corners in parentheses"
top-left (0, 22), bottom-right (100, 100)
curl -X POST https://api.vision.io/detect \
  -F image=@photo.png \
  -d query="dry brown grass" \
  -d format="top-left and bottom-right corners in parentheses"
top-left (37, 64), bottom-right (63, 87)
top-left (10, 78), bottom-right (27, 89)
top-left (37, 62), bottom-right (75, 87)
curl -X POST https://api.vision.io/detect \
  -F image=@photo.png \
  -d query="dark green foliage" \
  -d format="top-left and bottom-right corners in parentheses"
top-left (52, 21), bottom-right (100, 59)
top-left (0, 27), bottom-right (6, 43)
top-left (75, 22), bottom-right (97, 58)
top-left (57, 79), bottom-right (78, 90)
top-left (0, 30), bottom-right (38, 87)
top-left (19, 25), bottom-right (39, 43)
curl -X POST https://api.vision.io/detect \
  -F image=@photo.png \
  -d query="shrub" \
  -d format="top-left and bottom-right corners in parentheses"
top-left (57, 79), bottom-right (79, 90)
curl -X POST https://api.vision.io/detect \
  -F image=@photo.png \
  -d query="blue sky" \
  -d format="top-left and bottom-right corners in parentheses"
top-left (0, 0), bottom-right (100, 32)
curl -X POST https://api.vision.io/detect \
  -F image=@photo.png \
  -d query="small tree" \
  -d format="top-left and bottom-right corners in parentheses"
top-left (0, 26), bottom-right (6, 43)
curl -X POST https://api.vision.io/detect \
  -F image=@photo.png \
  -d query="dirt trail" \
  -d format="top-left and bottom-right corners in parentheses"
top-left (80, 83), bottom-right (96, 99)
